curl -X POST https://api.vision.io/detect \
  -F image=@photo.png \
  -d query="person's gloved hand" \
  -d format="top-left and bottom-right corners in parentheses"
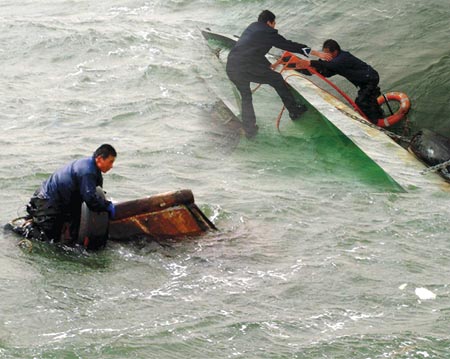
top-left (107, 202), bottom-right (116, 220)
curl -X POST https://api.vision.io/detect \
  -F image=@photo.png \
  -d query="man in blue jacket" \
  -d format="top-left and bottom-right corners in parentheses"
top-left (296, 39), bottom-right (384, 123)
top-left (26, 144), bottom-right (117, 245)
top-left (226, 10), bottom-right (329, 138)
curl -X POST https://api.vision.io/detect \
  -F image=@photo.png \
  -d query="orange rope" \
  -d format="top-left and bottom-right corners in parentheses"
top-left (251, 83), bottom-right (262, 93)
top-left (275, 106), bottom-right (286, 131)
top-left (276, 52), bottom-right (370, 124)
top-left (244, 53), bottom-right (370, 131)
top-left (251, 62), bottom-right (282, 93)
top-left (306, 67), bottom-right (368, 119)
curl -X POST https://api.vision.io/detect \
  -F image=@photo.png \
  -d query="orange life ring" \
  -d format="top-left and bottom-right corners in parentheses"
top-left (376, 92), bottom-right (411, 127)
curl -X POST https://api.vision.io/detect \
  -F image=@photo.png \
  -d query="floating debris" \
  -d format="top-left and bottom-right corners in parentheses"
top-left (415, 287), bottom-right (436, 300)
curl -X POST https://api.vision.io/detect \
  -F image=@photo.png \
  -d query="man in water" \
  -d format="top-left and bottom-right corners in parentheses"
top-left (295, 39), bottom-right (384, 123)
top-left (25, 144), bottom-right (117, 246)
top-left (226, 9), bottom-right (330, 138)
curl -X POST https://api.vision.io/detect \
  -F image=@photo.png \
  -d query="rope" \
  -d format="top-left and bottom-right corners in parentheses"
top-left (420, 159), bottom-right (450, 175)
top-left (249, 63), bottom-right (293, 130)
top-left (306, 67), bottom-right (368, 119)
top-left (251, 84), bottom-right (262, 93)
top-left (332, 104), bottom-right (450, 178)
top-left (383, 93), bottom-right (395, 116)
top-left (276, 106), bottom-right (286, 131)
top-left (252, 61), bottom-right (282, 94)
top-left (334, 106), bottom-right (411, 145)
top-left (274, 59), bottom-right (412, 146)
top-left (258, 53), bottom-right (448, 179)
top-left (248, 53), bottom-right (410, 146)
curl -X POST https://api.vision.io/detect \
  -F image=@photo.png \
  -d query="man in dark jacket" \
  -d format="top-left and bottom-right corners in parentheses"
top-left (296, 39), bottom-right (384, 123)
top-left (226, 10), bottom-right (329, 138)
top-left (25, 144), bottom-right (117, 245)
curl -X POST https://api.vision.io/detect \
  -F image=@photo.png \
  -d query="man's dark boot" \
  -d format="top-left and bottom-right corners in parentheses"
top-left (244, 124), bottom-right (259, 139)
top-left (289, 104), bottom-right (308, 121)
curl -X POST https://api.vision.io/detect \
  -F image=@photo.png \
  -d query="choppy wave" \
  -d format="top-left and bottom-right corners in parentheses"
top-left (1, 0), bottom-right (450, 357)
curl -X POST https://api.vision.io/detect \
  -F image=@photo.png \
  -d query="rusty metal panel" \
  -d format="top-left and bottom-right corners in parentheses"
top-left (109, 205), bottom-right (208, 240)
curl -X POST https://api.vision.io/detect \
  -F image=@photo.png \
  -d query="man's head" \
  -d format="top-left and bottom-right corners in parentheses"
top-left (322, 39), bottom-right (341, 59)
top-left (258, 10), bottom-right (276, 28)
top-left (93, 144), bottom-right (117, 173)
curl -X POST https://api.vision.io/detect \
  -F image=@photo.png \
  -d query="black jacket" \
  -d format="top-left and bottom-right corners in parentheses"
top-left (227, 21), bottom-right (311, 74)
top-left (310, 50), bottom-right (379, 88)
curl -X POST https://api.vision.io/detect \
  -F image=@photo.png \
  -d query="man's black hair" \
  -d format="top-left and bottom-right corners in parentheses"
top-left (258, 10), bottom-right (275, 23)
top-left (322, 39), bottom-right (341, 53)
top-left (93, 144), bottom-right (117, 159)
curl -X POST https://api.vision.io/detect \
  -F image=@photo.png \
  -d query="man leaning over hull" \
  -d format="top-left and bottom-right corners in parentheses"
top-left (295, 39), bottom-right (384, 123)
top-left (25, 144), bottom-right (117, 247)
top-left (226, 9), bottom-right (330, 138)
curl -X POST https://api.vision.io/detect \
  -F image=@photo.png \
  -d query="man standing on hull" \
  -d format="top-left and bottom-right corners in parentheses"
top-left (226, 10), bottom-right (330, 138)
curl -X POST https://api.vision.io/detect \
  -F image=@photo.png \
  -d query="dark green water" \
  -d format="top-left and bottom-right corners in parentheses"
top-left (1, 1), bottom-right (450, 358)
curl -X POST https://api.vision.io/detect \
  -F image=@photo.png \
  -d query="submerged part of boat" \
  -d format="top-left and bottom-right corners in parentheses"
top-left (201, 28), bottom-right (450, 192)
top-left (409, 129), bottom-right (450, 180)
top-left (6, 189), bottom-right (217, 250)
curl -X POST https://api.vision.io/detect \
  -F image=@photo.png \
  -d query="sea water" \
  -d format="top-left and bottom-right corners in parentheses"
top-left (1, 1), bottom-right (450, 357)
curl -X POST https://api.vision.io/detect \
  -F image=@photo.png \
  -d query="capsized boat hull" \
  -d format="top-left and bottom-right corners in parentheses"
top-left (201, 28), bottom-right (450, 192)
